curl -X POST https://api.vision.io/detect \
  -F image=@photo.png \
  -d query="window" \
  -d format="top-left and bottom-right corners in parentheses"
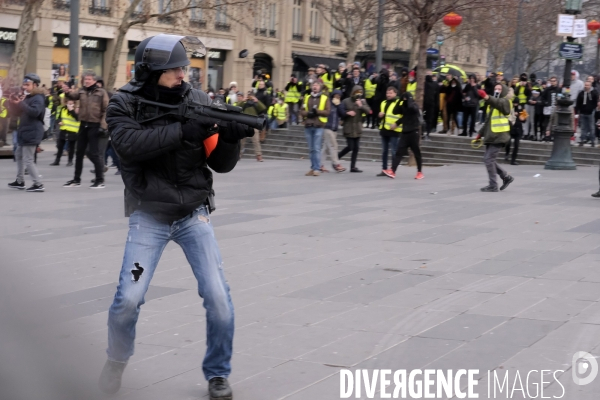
top-left (255, 2), bottom-right (276, 35)
top-left (92, 0), bottom-right (107, 7)
top-left (190, 0), bottom-right (202, 20)
top-left (309, 2), bottom-right (319, 39)
top-left (292, 0), bottom-right (302, 36)
top-left (215, 0), bottom-right (227, 23)
top-left (158, 0), bottom-right (170, 13)
top-left (269, 3), bottom-right (276, 31)
top-left (130, 0), bottom-right (142, 16)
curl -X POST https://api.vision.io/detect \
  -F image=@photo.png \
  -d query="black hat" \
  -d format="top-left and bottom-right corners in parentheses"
top-left (290, 74), bottom-right (296, 78)
top-left (530, 73), bottom-right (537, 80)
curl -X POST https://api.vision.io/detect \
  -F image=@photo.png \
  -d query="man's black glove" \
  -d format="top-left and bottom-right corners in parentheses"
top-left (307, 107), bottom-right (318, 119)
top-left (181, 119), bottom-right (211, 143)
top-left (220, 120), bottom-right (254, 143)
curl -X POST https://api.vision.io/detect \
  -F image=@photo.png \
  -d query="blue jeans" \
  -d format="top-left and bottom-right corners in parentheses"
top-left (381, 136), bottom-right (399, 169)
top-left (304, 126), bottom-right (323, 171)
top-left (107, 206), bottom-right (234, 381)
top-left (580, 114), bottom-right (595, 145)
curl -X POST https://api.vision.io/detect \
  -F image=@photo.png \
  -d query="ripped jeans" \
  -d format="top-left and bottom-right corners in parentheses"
top-left (106, 206), bottom-right (234, 381)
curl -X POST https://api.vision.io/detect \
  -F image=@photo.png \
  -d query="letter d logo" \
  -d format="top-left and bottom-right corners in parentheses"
top-left (572, 351), bottom-right (599, 386)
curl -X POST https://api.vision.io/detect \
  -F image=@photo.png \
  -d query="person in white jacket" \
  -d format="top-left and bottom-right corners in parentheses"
top-left (570, 70), bottom-right (584, 102)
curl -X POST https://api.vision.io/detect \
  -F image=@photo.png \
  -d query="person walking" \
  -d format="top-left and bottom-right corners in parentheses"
top-left (461, 74), bottom-right (480, 137)
top-left (7, 73), bottom-right (46, 192)
top-left (338, 85), bottom-right (371, 173)
top-left (475, 84), bottom-right (514, 192)
top-left (377, 86), bottom-right (402, 176)
top-left (383, 92), bottom-right (423, 180)
top-left (300, 81), bottom-right (330, 176)
top-left (238, 91), bottom-right (265, 162)
top-left (321, 89), bottom-right (346, 172)
top-left (49, 99), bottom-right (79, 166)
top-left (100, 34), bottom-right (254, 400)
top-left (505, 110), bottom-right (527, 165)
top-left (575, 80), bottom-right (599, 147)
top-left (62, 71), bottom-right (109, 188)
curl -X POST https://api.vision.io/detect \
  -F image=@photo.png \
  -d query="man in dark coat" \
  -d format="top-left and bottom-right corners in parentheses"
top-left (7, 73), bottom-right (46, 192)
top-left (423, 72), bottom-right (440, 140)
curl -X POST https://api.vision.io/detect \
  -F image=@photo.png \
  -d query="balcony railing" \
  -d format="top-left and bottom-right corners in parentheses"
top-left (330, 38), bottom-right (340, 46)
top-left (158, 14), bottom-right (174, 24)
top-left (309, 36), bottom-right (321, 44)
top-left (292, 33), bottom-right (303, 41)
top-left (190, 18), bottom-right (207, 28)
top-left (6, 0), bottom-right (26, 5)
top-left (364, 44), bottom-right (373, 50)
top-left (269, 30), bottom-right (276, 38)
top-left (89, 5), bottom-right (111, 16)
top-left (215, 21), bottom-right (230, 31)
top-left (53, 0), bottom-right (71, 11)
top-left (256, 28), bottom-right (267, 37)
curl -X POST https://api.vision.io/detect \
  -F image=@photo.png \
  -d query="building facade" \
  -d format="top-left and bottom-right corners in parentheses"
top-left (0, 0), bottom-right (487, 92)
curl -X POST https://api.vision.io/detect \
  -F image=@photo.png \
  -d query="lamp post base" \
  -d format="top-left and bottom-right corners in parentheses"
top-left (544, 98), bottom-right (577, 171)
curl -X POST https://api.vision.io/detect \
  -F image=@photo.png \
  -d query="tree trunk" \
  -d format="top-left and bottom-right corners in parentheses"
top-left (414, 28), bottom-right (430, 111)
top-left (7, 0), bottom-right (43, 87)
top-left (346, 40), bottom-right (358, 65)
top-left (106, 0), bottom-right (143, 89)
top-left (408, 31), bottom-right (420, 69)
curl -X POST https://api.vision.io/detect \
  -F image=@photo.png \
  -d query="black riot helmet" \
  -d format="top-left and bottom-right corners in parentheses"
top-left (134, 34), bottom-right (206, 82)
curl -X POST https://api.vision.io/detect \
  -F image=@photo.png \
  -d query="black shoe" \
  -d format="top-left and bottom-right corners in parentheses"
top-left (90, 181), bottom-right (105, 189)
top-left (66, 162), bottom-right (73, 166)
top-left (98, 360), bottom-right (127, 395)
top-left (592, 191), bottom-right (600, 198)
top-left (26, 183), bottom-right (45, 192)
top-left (500, 175), bottom-right (514, 191)
top-left (63, 179), bottom-right (81, 187)
top-left (208, 377), bottom-right (232, 400)
top-left (510, 161), bottom-right (519, 166)
top-left (350, 168), bottom-right (363, 173)
top-left (8, 180), bottom-right (25, 190)
top-left (458, 133), bottom-right (467, 136)
top-left (50, 161), bottom-right (59, 166)
top-left (115, 170), bottom-right (121, 175)
top-left (377, 171), bottom-right (387, 177)
top-left (480, 185), bottom-right (499, 192)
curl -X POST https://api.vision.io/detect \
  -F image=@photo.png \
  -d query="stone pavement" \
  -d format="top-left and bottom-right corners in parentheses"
top-left (2, 149), bottom-right (600, 400)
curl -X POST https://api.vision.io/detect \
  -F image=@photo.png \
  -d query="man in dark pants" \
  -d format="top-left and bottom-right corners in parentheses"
top-left (475, 85), bottom-right (514, 192)
top-left (377, 86), bottom-right (402, 176)
top-left (383, 92), bottom-right (423, 180)
top-left (62, 71), bottom-right (109, 188)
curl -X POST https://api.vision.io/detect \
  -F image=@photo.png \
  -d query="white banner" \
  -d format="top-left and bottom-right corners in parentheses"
top-left (557, 14), bottom-right (575, 36)
top-left (573, 19), bottom-right (588, 38)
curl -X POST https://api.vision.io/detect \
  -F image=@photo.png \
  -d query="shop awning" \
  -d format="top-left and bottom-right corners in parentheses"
top-left (293, 53), bottom-right (346, 69)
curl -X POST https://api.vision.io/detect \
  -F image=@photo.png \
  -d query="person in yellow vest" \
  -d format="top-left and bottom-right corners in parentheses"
top-left (225, 82), bottom-right (238, 105)
top-left (315, 64), bottom-right (336, 95)
top-left (475, 84), bottom-right (515, 192)
top-left (0, 93), bottom-right (8, 147)
top-left (377, 87), bottom-right (402, 176)
top-left (50, 99), bottom-right (79, 166)
top-left (406, 71), bottom-right (417, 97)
top-left (284, 74), bottom-right (303, 125)
top-left (364, 77), bottom-right (378, 129)
top-left (272, 98), bottom-right (289, 129)
top-left (300, 81), bottom-right (330, 176)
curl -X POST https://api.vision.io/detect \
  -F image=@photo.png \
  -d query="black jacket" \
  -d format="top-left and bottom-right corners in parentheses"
top-left (342, 76), bottom-right (365, 99)
top-left (462, 83), bottom-right (479, 108)
top-left (512, 118), bottom-right (524, 137)
top-left (541, 85), bottom-right (560, 108)
top-left (576, 90), bottom-right (599, 115)
top-left (445, 80), bottom-right (463, 112)
top-left (398, 93), bottom-right (420, 133)
top-left (10, 87), bottom-right (46, 146)
top-left (423, 76), bottom-right (440, 110)
top-left (106, 81), bottom-right (240, 223)
top-left (255, 88), bottom-right (271, 112)
top-left (372, 70), bottom-right (390, 105)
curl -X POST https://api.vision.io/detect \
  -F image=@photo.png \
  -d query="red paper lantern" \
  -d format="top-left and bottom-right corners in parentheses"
top-left (443, 12), bottom-right (463, 33)
top-left (588, 20), bottom-right (600, 34)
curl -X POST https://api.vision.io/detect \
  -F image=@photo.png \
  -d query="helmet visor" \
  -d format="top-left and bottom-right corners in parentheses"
top-left (142, 34), bottom-right (206, 66)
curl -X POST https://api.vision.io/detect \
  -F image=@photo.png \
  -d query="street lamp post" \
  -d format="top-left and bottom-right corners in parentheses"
top-left (544, 0), bottom-right (582, 171)
top-left (69, 0), bottom-right (79, 85)
top-left (375, 0), bottom-right (384, 72)
top-left (436, 34), bottom-right (444, 66)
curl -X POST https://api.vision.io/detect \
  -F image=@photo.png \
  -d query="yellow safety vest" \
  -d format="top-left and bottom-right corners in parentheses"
top-left (490, 108), bottom-right (510, 133)
top-left (59, 107), bottom-right (80, 133)
top-left (0, 98), bottom-right (7, 118)
top-left (267, 105), bottom-right (274, 118)
top-left (516, 85), bottom-right (527, 104)
top-left (320, 73), bottom-right (334, 92)
top-left (406, 82), bottom-right (417, 97)
top-left (364, 79), bottom-right (377, 99)
top-left (47, 96), bottom-right (53, 111)
top-left (379, 99), bottom-right (403, 132)
top-left (304, 94), bottom-right (328, 124)
top-left (273, 103), bottom-right (288, 120)
top-left (284, 83), bottom-right (302, 103)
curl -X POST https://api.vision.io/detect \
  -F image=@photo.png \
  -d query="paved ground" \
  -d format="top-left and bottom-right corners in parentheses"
top-left (2, 147), bottom-right (600, 400)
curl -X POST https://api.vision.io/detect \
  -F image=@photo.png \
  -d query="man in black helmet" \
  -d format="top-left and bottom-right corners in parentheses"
top-left (99, 34), bottom-right (253, 400)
